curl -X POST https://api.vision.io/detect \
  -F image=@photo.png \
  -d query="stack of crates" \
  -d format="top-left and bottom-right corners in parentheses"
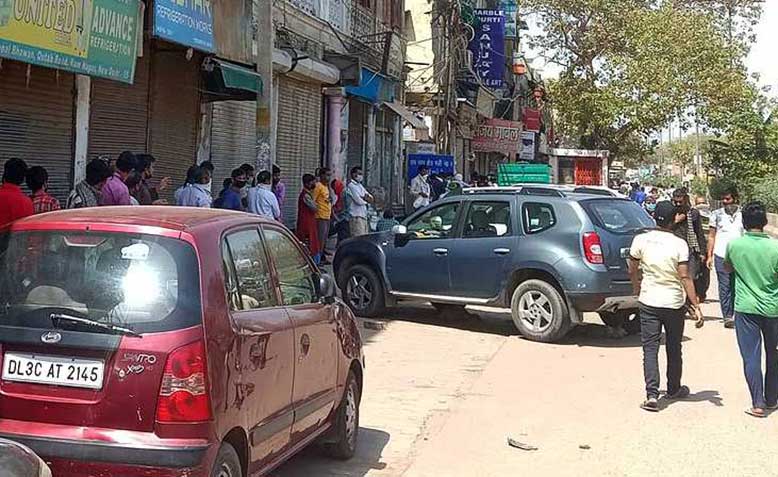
top-left (497, 163), bottom-right (551, 186)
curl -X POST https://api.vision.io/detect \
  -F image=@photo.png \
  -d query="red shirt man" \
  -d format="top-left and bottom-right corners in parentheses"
top-left (0, 159), bottom-right (34, 226)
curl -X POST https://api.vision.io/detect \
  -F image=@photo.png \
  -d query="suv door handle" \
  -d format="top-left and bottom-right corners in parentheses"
top-left (433, 248), bottom-right (449, 256)
top-left (493, 248), bottom-right (511, 255)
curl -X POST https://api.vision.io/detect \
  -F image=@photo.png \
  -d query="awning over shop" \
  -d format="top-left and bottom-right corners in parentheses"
top-left (346, 68), bottom-right (397, 104)
top-left (383, 101), bottom-right (427, 130)
top-left (203, 58), bottom-right (263, 101)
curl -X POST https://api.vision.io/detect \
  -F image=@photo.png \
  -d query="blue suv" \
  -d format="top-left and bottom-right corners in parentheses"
top-left (333, 187), bottom-right (655, 342)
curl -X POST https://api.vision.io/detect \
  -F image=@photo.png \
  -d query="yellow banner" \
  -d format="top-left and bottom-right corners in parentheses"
top-left (0, 0), bottom-right (93, 58)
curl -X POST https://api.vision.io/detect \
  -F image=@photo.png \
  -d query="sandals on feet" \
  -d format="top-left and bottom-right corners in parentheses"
top-left (745, 407), bottom-right (767, 418)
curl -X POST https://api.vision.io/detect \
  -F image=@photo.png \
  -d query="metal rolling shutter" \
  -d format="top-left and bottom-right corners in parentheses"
top-left (88, 54), bottom-right (150, 162)
top-left (0, 61), bottom-right (74, 203)
top-left (148, 49), bottom-right (201, 203)
top-left (210, 100), bottom-right (255, 185)
top-left (276, 77), bottom-right (322, 226)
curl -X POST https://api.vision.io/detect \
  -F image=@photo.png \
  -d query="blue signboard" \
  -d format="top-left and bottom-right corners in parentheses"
top-left (468, 9), bottom-right (505, 89)
top-left (345, 68), bottom-right (397, 104)
top-left (408, 154), bottom-right (455, 184)
top-left (154, 0), bottom-right (214, 52)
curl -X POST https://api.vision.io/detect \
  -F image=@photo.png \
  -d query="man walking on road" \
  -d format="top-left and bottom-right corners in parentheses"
top-left (708, 185), bottom-right (744, 329)
top-left (630, 201), bottom-right (704, 412)
top-left (724, 202), bottom-right (778, 418)
top-left (411, 165), bottom-right (431, 210)
top-left (347, 166), bottom-right (373, 237)
top-left (672, 188), bottom-right (709, 301)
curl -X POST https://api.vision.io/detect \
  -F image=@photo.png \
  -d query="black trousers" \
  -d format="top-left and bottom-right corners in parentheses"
top-left (640, 304), bottom-right (686, 399)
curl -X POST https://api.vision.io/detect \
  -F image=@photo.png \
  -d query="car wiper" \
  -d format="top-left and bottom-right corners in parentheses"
top-left (50, 313), bottom-right (142, 338)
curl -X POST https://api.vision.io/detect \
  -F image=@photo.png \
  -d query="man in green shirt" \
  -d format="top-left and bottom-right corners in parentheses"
top-left (724, 201), bottom-right (778, 418)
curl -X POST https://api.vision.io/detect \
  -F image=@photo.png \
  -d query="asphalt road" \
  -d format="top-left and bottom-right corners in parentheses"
top-left (277, 284), bottom-right (778, 477)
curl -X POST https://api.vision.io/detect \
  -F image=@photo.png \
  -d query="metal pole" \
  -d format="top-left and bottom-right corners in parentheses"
top-left (255, 0), bottom-right (274, 172)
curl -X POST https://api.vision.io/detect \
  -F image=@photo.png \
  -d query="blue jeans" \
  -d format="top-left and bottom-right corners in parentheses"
top-left (734, 313), bottom-right (778, 409)
top-left (715, 256), bottom-right (735, 319)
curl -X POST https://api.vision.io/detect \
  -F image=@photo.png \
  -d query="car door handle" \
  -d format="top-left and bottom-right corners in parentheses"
top-left (493, 248), bottom-right (511, 255)
top-left (433, 248), bottom-right (448, 256)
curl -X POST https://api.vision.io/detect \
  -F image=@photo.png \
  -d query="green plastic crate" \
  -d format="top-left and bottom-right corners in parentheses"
top-left (497, 163), bottom-right (551, 186)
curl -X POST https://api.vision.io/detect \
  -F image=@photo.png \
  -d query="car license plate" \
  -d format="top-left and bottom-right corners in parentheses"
top-left (1, 353), bottom-right (104, 390)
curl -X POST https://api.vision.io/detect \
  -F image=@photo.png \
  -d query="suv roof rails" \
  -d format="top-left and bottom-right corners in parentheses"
top-left (462, 186), bottom-right (567, 198)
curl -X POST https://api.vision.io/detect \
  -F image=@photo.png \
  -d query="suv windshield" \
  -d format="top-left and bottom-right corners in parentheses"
top-left (0, 231), bottom-right (201, 334)
top-left (581, 199), bottom-right (655, 235)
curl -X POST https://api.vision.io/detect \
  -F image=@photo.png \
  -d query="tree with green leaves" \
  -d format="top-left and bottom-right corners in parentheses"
top-left (523, 0), bottom-right (756, 163)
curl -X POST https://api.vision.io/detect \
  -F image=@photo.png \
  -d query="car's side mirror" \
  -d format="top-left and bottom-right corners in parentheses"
top-left (392, 224), bottom-right (412, 247)
top-left (318, 273), bottom-right (337, 304)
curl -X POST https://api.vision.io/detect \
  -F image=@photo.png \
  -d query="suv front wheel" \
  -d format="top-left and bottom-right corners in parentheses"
top-left (510, 279), bottom-right (571, 342)
top-left (342, 264), bottom-right (385, 317)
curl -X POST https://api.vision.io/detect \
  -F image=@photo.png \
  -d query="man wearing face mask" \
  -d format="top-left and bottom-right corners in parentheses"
top-left (672, 188), bottom-right (709, 302)
top-left (644, 195), bottom-right (657, 217)
top-left (411, 165), bottom-right (431, 210)
top-left (708, 185), bottom-right (745, 329)
top-left (214, 168), bottom-right (247, 211)
top-left (346, 166), bottom-right (374, 237)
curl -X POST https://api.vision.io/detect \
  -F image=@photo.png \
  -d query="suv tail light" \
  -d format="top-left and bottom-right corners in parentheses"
top-left (156, 340), bottom-right (212, 423)
top-left (582, 232), bottom-right (604, 264)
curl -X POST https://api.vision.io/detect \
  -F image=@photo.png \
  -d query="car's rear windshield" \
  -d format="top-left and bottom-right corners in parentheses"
top-left (0, 231), bottom-right (202, 334)
top-left (581, 199), bottom-right (655, 235)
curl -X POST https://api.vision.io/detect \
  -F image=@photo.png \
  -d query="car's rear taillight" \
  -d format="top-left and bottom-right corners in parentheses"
top-left (156, 340), bottom-right (211, 423)
top-left (582, 232), bottom-right (604, 264)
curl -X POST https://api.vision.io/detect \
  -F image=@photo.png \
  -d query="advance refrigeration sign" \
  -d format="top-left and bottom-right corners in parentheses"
top-left (153, 0), bottom-right (214, 52)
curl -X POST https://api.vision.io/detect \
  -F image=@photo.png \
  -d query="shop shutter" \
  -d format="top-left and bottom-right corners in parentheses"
top-left (276, 77), bottom-right (322, 226)
top-left (148, 49), bottom-right (201, 202)
top-left (0, 61), bottom-right (74, 203)
top-left (88, 54), bottom-right (150, 162)
top-left (210, 100), bottom-right (255, 185)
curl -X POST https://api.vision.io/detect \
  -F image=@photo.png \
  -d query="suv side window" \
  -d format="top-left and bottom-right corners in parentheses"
top-left (523, 202), bottom-right (556, 234)
top-left (463, 201), bottom-right (512, 238)
top-left (406, 202), bottom-right (460, 239)
top-left (224, 229), bottom-right (278, 310)
top-left (262, 227), bottom-right (318, 305)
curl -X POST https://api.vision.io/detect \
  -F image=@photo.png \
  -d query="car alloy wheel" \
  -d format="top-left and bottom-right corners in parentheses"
top-left (347, 273), bottom-right (373, 311)
top-left (518, 290), bottom-right (554, 333)
top-left (344, 383), bottom-right (358, 447)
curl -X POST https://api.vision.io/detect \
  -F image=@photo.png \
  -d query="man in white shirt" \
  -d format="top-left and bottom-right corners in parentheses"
top-left (707, 185), bottom-right (744, 329)
top-left (410, 165), bottom-right (431, 210)
top-left (629, 201), bottom-right (704, 412)
top-left (346, 166), bottom-right (373, 237)
top-left (248, 170), bottom-right (281, 221)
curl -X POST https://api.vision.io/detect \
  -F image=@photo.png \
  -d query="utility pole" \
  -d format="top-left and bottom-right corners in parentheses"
top-left (255, 0), bottom-right (274, 172)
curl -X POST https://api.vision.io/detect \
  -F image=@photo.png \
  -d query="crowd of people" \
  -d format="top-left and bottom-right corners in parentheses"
top-left (0, 153), bottom-right (402, 265)
top-left (627, 184), bottom-right (778, 419)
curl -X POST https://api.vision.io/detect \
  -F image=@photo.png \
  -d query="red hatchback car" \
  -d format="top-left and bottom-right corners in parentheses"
top-left (0, 207), bottom-right (364, 477)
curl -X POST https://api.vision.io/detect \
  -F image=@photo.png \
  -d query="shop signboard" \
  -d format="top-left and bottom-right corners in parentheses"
top-left (501, 0), bottom-right (517, 38)
top-left (468, 9), bottom-right (505, 89)
top-left (153, 0), bottom-right (214, 52)
top-left (520, 131), bottom-right (536, 160)
top-left (472, 119), bottom-right (521, 155)
top-left (0, 0), bottom-right (140, 83)
top-left (408, 154), bottom-right (455, 184)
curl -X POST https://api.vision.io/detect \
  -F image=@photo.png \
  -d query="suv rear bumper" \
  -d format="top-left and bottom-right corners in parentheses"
top-left (567, 291), bottom-right (638, 313)
top-left (0, 419), bottom-right (211, 474)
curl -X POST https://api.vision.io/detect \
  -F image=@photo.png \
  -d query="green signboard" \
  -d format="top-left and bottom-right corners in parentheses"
top-left (0, 0), bottom-right (140, 84)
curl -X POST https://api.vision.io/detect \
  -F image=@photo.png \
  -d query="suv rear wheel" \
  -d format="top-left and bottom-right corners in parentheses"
top-left (510, 279), bottom-right (571, 342)
top-left (342, 264), bottom-right (385, 317)
top-left (212, 442), bottom-right (242, 477)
